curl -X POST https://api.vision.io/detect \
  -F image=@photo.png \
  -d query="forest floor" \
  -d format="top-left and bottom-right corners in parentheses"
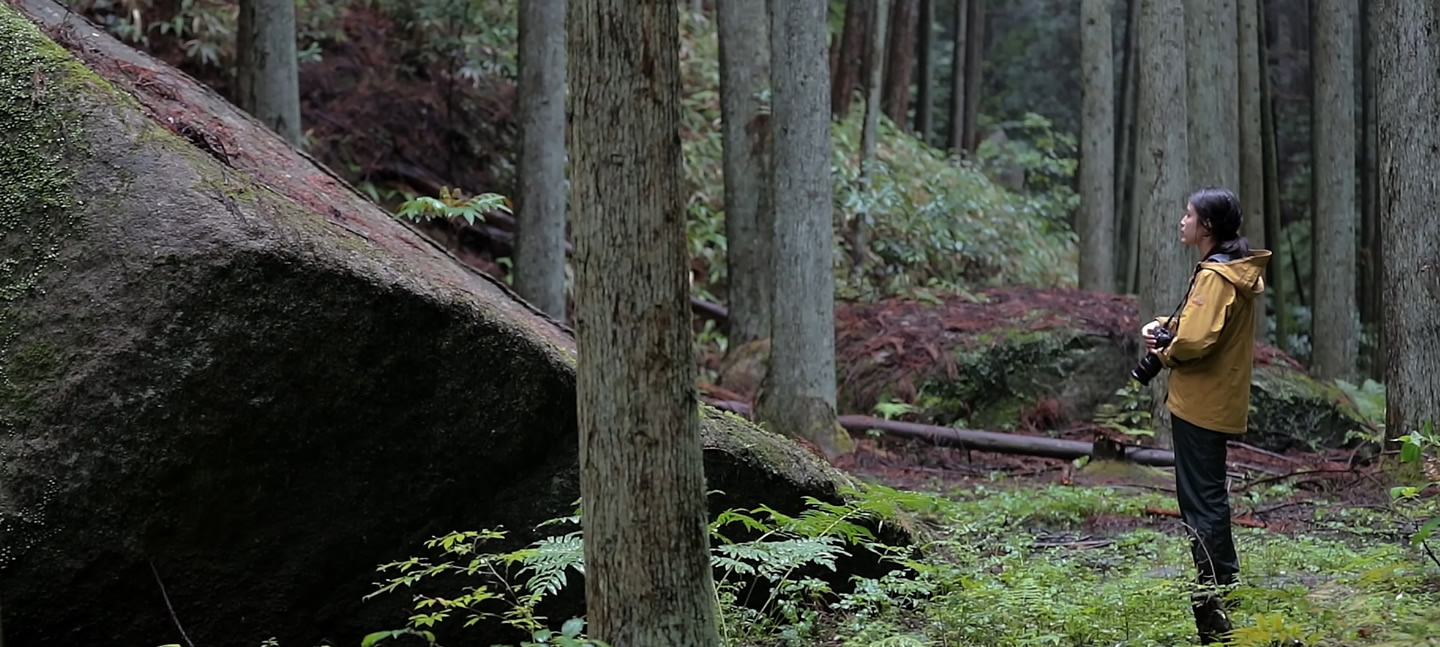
top-left (779, 430), bottom-right (1439, 647)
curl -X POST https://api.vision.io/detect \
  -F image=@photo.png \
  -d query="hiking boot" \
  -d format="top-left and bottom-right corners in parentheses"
top-left (1192, 590), bottom-right (1234, 645)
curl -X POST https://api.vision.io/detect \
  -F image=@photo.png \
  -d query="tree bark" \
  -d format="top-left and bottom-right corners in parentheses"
top-left (1137, 0), bottom-right (1190, 449)
top-left (568, 1), bottom-right (720, 644)
top-left (1359, 0), bottom-right (1384, 381)
top-left (961, 0), bottom-right (985, 152)
top-left (718, 0), bottom-right (774, 352)
top-left (851, 0), bottom-right (890, 280)
top-left (1185, 0), bottom-right (1238, 189)
top-left (1260, 5), bottom-right (1292, 352)
top-left (758, 0), bottom-right (854, 458)
top-left (1376, 0), bottom-right (1440, 442)
top-left (914, 0), bottom-right (935, 140)
top-left (946, 0), bottom-right (969, 152)
top-left (882, 0), bottom-right (919, 126)
top-left (1238, 0), bottom-right (1267, 340)
top-left (514, 0), bottom-right (568, 320)
top-left (1309, 0), bottom-right (1358, 380)
top-left (1114, 0), bottom-right (1139, 292)
top-left (1079, 0), bottom-right (1114, 293)
top-left (236, 0), bottom-right (301, 146)
top-left (831, 0), bottom-right (872, 119)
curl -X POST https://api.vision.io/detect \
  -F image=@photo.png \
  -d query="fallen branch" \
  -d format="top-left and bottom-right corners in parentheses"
top-left (1235, 468), bottom-right (1357, 492)
top-left (1228, 441), bottom-right (1305, 465)
top-left (1143, 507), bottom-right (1269, 530)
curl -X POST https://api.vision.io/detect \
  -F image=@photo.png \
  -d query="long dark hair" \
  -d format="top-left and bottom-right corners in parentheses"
top-left (1188, 187), bottom-right (1251, 258)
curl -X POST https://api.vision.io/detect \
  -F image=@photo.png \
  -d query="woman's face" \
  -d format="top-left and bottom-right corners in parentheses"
top-left (1179, 202), bottom-right (1204, 247)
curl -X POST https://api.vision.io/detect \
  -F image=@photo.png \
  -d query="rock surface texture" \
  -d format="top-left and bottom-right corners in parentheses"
top-left (0, 3), bottom-right (853, 645)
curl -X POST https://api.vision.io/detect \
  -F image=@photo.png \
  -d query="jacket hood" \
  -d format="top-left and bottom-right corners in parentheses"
top-left (1201, 249), bottom-right (1270, 298)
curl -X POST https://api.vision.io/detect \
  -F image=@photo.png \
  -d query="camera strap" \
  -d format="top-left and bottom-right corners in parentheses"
top-left (1161, 252), bottom-right (1230, 333)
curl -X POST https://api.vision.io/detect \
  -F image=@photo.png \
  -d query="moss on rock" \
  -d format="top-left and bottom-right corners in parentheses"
top-left (1248, 365), bottom-right (1371, 451)
top-left (0, 5), bottom-right (863, 646)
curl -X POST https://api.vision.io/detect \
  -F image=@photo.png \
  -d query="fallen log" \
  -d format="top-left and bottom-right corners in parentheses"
top-left (703, 399), bottom-right (1177, 466)
top-left (841, 414), bottom-right (1177, 466)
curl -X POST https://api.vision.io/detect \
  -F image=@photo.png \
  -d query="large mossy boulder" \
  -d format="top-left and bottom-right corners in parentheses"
top-left (832, 288), bottom-right (1373, 452)
top-left (0, 5), bottom-right (856, 646)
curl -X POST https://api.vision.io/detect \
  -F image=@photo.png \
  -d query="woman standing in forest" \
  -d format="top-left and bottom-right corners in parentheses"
top-left (1140, 187), bottom-right (1271, 644)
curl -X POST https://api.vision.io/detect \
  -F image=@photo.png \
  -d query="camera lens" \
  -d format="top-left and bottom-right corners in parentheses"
top-left (1130, 353), bottom-right (1163, 385)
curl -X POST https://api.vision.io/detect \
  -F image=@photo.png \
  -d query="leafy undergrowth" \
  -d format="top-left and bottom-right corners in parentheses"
top-left (676, 14), bottom-right (1078, 306)
top-left (357, 481), bottom-right (1439, 647)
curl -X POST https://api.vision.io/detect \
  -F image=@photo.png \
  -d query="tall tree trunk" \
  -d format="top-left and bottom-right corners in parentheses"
top-left (568, 2), bottom-right (720, 644)
top-left (1119, 0), bottom-right (1142, 294)
top-left (1260, 5), bottom-right (1292, 351)
top-left (758, 0), bottom-right (853, 458)
top-left (852, 0), bottom-right (890, 280)
top-left (1137, 0), bottom-right (1190, 449)
top-left (1078, 0), bottom-right (1114, 292)
top-left (1376, 0), bottom-right (1440, 442)
top-left (236, 0), bottom-right (301, 146)
top-left (1238, 0), bottom-right (1267, 339)
top-left (831, 0), bottom-right (872, 119)
top-left (1359, 0), bottom-right (1384, 381)
top-left (514, 0), bottom-right (568, 320)
top-left (946, 0), bottom-right (969, 152)
top-left (1185, 0), bottom-right (1238, 189)
top-left (882, 0), bottom-right (919, 126)
top-left (1309, 0), bottom-right (1358, 380)
top-left (914, 0), bottom-right (935, 140)
top-left (718, 0), bottom-right (774, 351)
top-left (961, 0), bottom-right (985, 152)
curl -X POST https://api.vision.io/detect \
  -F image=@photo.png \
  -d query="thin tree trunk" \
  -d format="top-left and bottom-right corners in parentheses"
top-left (758, 0), bottom-right (853, 458)
top-left (882, 0), bottom-right (919, 126)
top-left (236, 0), bottom-right (301, 146)
top-left (852, 0), bottom-right (890, 280)
top-left (831, 0), bottom-right (872, 119)
top-left (946, 0), bottom-right (968, 152)
top-left (961, 0), bottom-right (985, 152)
top-left (1120, 0), bottom-right (1141, 294)
top-left (514, 0), bottom-right (568, 320)
top-left (568, 1), bottom-right (720, 644)
top-left (1309, 0), bottom-right (1358, 380)
top-left (1238, 0), bottom-right (1266, 339)
top-left (1137, 0), bottom-right (1190, 449)
top-left (1185, 0), bottom-right (1238, 189)
top-left (1078, 0), bottom-right (1114, 292)
top-left (1376, 0), bottom-right (1440, 442)
top-left (718, 0), bottom-right (774, 351)
top-left (1359, 0), bottom-right (1384, 381)
top-left (1260, 5), bottom-right (1292, 351)
top-left (915, 0), bottom-right (935, 140)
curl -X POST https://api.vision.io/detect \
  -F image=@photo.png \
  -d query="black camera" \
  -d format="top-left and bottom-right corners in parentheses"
top-left (1130, 327), bottom-right (1174, 385)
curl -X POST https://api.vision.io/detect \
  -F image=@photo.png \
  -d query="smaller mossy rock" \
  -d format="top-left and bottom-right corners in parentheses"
top-left (836, 288), bottom-right (1141, 428)
top-left (907, 327), bottom-right (1136, 429)
top-left (1247, 364), bottom-right (1371, 452)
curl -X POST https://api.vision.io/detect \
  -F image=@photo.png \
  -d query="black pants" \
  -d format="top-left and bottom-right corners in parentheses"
top-left (1172, 414), bottom-right (1239, 586)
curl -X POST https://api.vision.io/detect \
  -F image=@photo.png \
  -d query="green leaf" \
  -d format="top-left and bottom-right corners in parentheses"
top-left (561, 618), bottom-right (585, 638)
top-left (361, 630), bottom-right (397, 647)
top-left (1414, 516), bottom-right (1440, 545)
top-left (1401, 439), bottom-right (1422, 463)
top-left (1390, 486), bottom-right (1419, 500)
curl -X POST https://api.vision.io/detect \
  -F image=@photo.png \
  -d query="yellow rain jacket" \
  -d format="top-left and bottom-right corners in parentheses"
top-left (1151, 250), bottom-right (1272, 434)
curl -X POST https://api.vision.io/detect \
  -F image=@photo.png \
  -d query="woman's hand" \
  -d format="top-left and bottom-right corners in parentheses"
top-left (1141, 320), bottom-right (1162, 352)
